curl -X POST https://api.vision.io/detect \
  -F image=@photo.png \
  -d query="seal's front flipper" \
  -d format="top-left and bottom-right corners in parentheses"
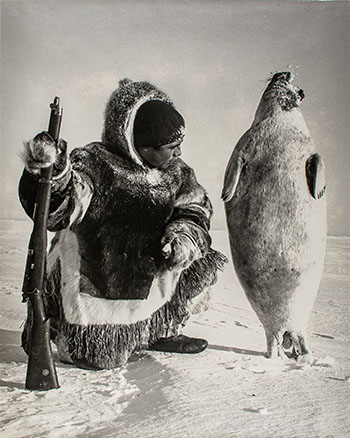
top-left (222, 156), bottom-right (245, 202)
top-left (306, 153), bottom-right (326, 199)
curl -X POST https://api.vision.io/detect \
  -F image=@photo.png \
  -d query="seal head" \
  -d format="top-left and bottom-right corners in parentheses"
top-left (253, 71), bottom-right (305, 124)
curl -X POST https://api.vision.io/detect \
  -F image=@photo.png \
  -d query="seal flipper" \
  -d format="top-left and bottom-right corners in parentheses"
top-left (306, 153), bottom-right (326, 199)
top-left (222, 156), bottom-right (245, 202)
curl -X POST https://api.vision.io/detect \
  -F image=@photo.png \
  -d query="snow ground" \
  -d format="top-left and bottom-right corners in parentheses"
top-left (0, 220), bottom-right (349, 438)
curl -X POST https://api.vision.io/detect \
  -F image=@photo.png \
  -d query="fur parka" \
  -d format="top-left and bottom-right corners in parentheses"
top-left (19, 79), bottom-right (227, 369)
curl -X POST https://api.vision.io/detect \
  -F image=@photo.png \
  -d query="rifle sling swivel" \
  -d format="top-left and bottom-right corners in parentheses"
top-left (22, 288), bottom-right (41, 302)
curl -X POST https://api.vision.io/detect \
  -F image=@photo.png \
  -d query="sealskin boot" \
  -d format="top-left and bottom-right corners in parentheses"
top-left (149, 334), bottom-right (208, 354)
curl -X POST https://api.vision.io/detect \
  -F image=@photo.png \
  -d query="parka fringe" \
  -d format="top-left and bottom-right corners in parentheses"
top-left (59, 249), bottom-right (227, 369)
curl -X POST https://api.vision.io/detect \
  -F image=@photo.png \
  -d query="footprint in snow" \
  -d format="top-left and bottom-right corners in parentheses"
top-left (243, 407), bottom-right (269, 415)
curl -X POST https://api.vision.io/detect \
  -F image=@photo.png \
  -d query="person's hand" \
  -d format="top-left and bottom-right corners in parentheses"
top-left (161, 230), bottom-right (197, 271)
top-left (22, 131), bottom-right (67, 174)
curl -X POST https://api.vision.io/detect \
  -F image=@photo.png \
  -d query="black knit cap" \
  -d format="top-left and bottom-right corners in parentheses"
top-left (133, 100), bottom-right (185, 149)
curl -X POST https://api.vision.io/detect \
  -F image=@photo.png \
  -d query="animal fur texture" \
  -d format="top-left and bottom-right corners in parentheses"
top-left (19, 78), bottom-right (227, 369)
top-left (222, 72), bottom-right (326, 361)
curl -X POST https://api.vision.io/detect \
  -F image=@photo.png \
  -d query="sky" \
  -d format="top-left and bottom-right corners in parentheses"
top-left (1, 0), bottom-right (349, 235)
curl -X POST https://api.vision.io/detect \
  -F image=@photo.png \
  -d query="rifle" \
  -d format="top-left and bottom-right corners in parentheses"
top-left (22, 97), bottom-right (63, 390)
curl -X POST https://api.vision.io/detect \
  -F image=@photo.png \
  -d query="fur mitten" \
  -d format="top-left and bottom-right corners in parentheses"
top-left (161, 221), bottom-right (209, 271)
top-left (22, 131), bottom-right (68, 177)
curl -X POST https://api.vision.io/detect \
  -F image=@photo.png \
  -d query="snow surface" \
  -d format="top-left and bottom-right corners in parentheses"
top-left (0, 220), bottom-right (349, 438)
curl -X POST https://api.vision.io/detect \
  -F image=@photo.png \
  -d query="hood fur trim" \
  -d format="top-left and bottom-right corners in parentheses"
top-left (101, 78), bottom-right (174, 165)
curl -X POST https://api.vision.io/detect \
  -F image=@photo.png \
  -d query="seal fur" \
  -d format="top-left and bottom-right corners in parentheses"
top-left (222, 72), bottom-right (327, 360)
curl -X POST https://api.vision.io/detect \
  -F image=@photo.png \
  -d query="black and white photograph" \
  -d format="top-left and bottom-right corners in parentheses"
top-left (1, 1), bottom-right (349, 437)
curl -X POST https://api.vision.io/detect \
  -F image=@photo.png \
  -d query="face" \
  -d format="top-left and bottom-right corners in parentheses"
top-left (136, 140), bottom-right (183, 168)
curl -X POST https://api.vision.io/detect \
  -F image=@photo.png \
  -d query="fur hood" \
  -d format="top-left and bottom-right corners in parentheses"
top-left (101, 78), bottom-right (176, 165)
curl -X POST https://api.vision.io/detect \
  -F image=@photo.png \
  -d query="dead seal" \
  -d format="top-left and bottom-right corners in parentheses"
top-left (222, 71), bottom-right (327, 361)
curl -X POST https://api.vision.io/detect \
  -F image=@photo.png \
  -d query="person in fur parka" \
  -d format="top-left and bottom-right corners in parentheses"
top-left (19, 78), bottom-right (227, 369)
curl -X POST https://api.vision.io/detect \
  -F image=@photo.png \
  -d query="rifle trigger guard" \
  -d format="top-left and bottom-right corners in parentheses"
top-left (43, 288), bottom-right (53, 298)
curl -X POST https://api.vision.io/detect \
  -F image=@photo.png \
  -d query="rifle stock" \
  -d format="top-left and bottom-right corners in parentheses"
top-left (22, 97), bottom-right (62, 390)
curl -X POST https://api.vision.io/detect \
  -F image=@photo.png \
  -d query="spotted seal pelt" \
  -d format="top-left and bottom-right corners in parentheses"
top-left (222, 71), bottom-right (327, 361)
